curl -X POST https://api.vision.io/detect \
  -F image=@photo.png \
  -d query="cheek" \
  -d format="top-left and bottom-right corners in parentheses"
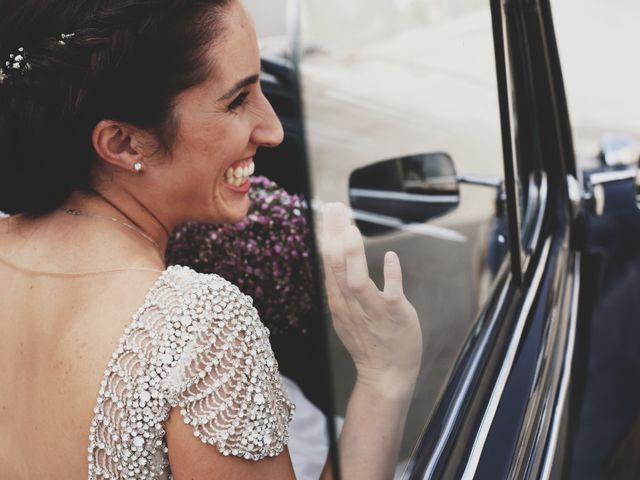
top-left (177, 134), bottom-right (226, 177)
top-left (168, 116), bottom-right (252, 193)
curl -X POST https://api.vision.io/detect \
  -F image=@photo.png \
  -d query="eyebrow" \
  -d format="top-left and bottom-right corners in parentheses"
top-left (218, 74), bottom-right (260, 101)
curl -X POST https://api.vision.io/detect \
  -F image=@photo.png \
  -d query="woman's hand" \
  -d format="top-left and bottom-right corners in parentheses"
top-left (320, 202), bottom-right (423, 394)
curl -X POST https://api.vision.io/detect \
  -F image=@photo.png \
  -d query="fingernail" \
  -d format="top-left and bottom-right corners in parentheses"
top-left (385, 251), bottom-right (398, 263)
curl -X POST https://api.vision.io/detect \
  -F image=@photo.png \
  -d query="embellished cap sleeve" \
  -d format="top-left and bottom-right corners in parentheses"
top-left (159, 266), bottom-right (294, 461)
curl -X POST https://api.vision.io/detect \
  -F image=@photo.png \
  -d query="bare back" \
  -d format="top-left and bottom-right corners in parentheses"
top-left (0, 215), bottom-right (164, 479)
top-left (0, 214), bottom-right (295, 480)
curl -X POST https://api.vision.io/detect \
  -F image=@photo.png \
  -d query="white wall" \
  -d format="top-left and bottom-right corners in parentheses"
top-left (243, 0), bottom-right (288, 38)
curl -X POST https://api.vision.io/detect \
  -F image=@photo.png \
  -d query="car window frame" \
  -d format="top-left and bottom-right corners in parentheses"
top-left (401, 0), bottom-right (576, 477)
top-left (400, 0), bottom-right (528, 474)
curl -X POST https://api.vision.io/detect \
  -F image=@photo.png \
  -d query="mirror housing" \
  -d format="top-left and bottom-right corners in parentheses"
top-left (349, 153), bottom-right (460, 236)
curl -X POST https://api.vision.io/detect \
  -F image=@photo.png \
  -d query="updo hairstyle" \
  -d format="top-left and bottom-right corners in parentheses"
top-left (0, 0), bottom-right (232, 215)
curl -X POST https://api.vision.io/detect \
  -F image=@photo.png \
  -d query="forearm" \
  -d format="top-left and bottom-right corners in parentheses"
top-left (320, 379), bottom-right (415, 480)
top-left (318, 204), bottom-right (422, 479)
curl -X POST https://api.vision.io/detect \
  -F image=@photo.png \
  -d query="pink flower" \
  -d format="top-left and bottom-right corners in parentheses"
top-left (166, 176), bottom-right (313, 335)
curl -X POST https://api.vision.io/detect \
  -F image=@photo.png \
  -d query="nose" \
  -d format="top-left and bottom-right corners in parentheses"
top-left (251, 92), bottom-right (284, 148)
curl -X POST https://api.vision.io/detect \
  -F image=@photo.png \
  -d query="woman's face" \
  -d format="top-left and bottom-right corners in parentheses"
top-left (151, 0), bottom-right (283, 226)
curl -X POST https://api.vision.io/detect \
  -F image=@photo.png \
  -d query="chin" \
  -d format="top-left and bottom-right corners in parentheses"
top-left (204, 188), bottom-right (251, 224)
top-left (225, 210), bottom-right (249, 225)
top-left (187, 203), bottom-right (248, 226)
top-left (218, 201), bottom-right (251, 225)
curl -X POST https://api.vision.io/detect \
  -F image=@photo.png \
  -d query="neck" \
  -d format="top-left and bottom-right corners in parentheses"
top-left (64, 189), bottom-right (172, 254)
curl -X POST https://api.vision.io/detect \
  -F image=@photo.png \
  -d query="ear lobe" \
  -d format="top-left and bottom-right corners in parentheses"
top-left (92, 119), bottom-right (145, 171)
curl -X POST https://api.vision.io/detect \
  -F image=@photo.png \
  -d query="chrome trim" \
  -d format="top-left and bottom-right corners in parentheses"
top-left (528, 173), bottom-right (548, 254)
top-left (566, 175), bottom-right (582, 220)
top-left (350, 209), bottom-right (467, 243)
top-left (500, 2), bottom-right (524, 284)
top-left (588, 169), bottom-right (636, 186)
top-left (420, 278), bottom-right (512, 480)
top-left (349, 188), bottom-right (459, 204)
top-left (520, 176), bottom-right (540, 243)
top-left (539, 252), bottom-right (580, 480)
top-left (461, 237), bottom-right (552, 480)
top-left (507, 241), bottom-right (573, 478)
top-left (593, 184), bottom-right (606, 216)
top-left (514, 173), bottom-right (548, 298)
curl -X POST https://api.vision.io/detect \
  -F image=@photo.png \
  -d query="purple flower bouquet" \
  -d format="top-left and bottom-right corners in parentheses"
top-left (166, 176), bottom-right (313, 335)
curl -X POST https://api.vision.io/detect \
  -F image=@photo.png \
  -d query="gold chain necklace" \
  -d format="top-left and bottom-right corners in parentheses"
top-left (62, 208), bottom-right (162, 250)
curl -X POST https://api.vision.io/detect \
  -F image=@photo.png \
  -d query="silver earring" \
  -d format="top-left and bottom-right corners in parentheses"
top-left (133, 162), bottom-right (143, 173)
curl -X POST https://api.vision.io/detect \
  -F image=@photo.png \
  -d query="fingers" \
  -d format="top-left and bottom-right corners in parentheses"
top-left (320, 203), bottom-right (345, 276)
top-left (321, 203), bottom-right (383, 312)
top-left (383, 251), bottom-right (405, 304)
top-left (344, 225), bottom-right (369, 279)
top-left (323, 265), bottom-right (348, 315)
top-left (320, 203), bottom-right (351, 313)
top-left (344, 225), bottom-right (378, 302)
top-left (322, 203), bottom-right (351, 283)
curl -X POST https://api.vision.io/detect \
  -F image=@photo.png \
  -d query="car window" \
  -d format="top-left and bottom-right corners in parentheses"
top-left (497, 10), bottom-right (547, 271)
top-left (296, 0), bottom-right (511, 472)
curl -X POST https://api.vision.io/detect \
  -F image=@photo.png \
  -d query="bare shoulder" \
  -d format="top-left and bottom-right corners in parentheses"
top-left (165, 409), bottom-right (296, 480)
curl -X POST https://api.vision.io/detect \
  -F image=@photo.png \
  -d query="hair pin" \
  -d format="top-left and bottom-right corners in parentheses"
top-left (4, 46), bottom-right (31, 74)
top-left (58, 33), bottom-right (76, 46)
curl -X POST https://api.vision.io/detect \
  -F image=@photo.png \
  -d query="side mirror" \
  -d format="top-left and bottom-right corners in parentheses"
top-left (349, 153), bottom-right (460, 236)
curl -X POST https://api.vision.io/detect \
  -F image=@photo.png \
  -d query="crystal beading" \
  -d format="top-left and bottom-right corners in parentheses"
top-left (87, 265), bottom-right (294, 479)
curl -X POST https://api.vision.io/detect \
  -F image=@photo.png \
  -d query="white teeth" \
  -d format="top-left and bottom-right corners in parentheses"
top-left (224, 160), bottom-right (255, 186)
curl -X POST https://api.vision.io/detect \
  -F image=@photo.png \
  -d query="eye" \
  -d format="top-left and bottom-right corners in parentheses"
top-left (227, 92), bottom-right (250, 111)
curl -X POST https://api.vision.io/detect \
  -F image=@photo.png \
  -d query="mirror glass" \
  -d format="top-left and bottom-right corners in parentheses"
top-left (349, 153), bottom-right (460, 236)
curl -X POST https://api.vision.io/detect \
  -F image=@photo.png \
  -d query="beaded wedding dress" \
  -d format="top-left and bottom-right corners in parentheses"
top-left (87, 265), bottom-right (294, 479)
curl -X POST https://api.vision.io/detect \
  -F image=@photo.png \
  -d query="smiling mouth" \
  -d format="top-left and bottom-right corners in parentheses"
top-left (224, 158), bottom-right (255, 187)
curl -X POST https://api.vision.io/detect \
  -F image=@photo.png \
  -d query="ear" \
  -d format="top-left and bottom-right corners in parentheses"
top-left (92, 120), bottom-right (155, 172)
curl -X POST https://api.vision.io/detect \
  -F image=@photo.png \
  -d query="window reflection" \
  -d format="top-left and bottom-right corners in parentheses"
top-left (297, 0), bottom-right (509, 471)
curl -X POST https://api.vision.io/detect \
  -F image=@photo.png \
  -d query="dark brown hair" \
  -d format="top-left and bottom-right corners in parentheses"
top-left (0, 0), bottom-right (233, 215)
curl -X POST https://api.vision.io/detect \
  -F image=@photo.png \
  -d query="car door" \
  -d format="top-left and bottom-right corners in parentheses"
top-left (291, 0), bottom-right (585, 478)
top-left (404, 0), bottom-right (583, 477)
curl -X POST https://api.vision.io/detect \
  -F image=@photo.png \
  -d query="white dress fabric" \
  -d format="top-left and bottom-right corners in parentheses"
top-left (281, 376), bottom-right (330, 480)
top-left (87, 265), bottom-right (295, 479)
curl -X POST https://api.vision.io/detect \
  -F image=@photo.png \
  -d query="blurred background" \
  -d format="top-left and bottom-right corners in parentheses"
top-left (247, 0), bottom-right (640, 160)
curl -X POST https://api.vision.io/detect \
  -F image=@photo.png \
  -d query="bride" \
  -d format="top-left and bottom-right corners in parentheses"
top-left (0, 0), bottom-right (422, 478)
